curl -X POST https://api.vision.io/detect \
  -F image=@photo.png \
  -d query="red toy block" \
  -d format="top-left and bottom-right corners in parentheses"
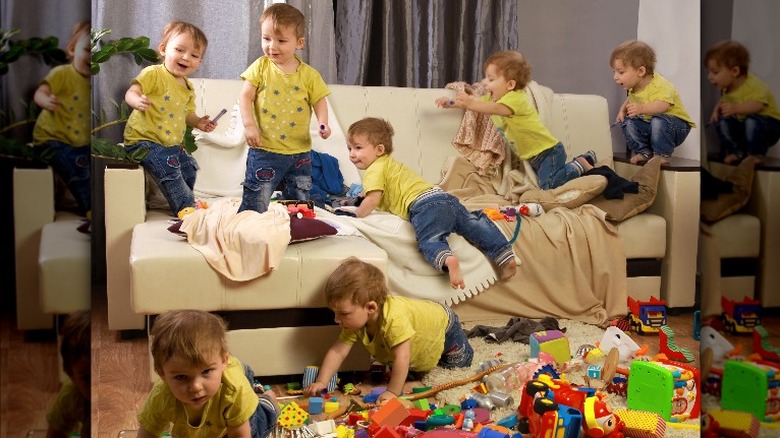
top-left (374, 425), bottom-right (403, 438)
top-left (370, 397), bottom-right (410, 428)
top-left (401, 408), bottom-right (429, 426)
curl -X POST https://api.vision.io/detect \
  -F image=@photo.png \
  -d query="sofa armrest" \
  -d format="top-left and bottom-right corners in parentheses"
top-left (13, 167), bottom-right (55, 330)
top-left (104, 165), bottom-right (147, 330)
top-left (615, 156), bottom-right (700, 308)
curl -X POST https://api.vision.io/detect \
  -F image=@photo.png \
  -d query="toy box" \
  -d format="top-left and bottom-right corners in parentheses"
top-left (626, 358), bottom-right (700, 422)
top-left (721, 359), bottom-right (780, 423)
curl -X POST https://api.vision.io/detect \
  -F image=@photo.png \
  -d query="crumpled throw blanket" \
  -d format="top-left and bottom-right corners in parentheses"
top-left (179, 198), bottom-right (291, 281)
top-left (446, 80), bottom-right (555, 180)
top-left (584, 166), bottom-right (639, 199)
top-left (466, 316), bottom-right (563, 344)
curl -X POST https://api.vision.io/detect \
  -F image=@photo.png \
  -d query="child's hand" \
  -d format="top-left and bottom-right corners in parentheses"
top-left (303, 381), bottom-right (327, 397)
top-left (132, 94), bottom-right (152, 112)
top-left (625, 102), bottom-right (642, 117)
top-left (718, 102), bottom-right (737, 117)
top-left (453, 91), bottom-right (476, 109)
top-left (39, 94), bottom-right (60, 112)
top-left (196, 115), bottom-right (217, 132)
top-left (244, 125), bottom-right (262, 148)
top-left (377, 391), bottom-right (397, 404)
top-left (318, 123), bottom-right (331, 139)
top-left (435, 96), bottom-right (456, 108)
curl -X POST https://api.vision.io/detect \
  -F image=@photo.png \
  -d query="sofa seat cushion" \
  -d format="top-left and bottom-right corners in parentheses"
top-left (39, 211), bottom-right (91, 313)
top-left (613, 213), bottom-right (666, 259)
top-left (709, 214), bottom-right (760, 258)
top-left (131, 212), bottom-right (387, 315)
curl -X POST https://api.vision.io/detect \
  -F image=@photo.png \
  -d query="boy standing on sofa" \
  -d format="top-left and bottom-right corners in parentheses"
top-left (124, 21), bottom-right (218, 219)
top-left (237, 3), bottom-right (331, 214)
top-left (704, 40), bottom-right (780, 165)
top-left (136, 310), bottom-right (279, 438)
top-left (32, 21), bottom-right (91, 220)
top-left (610, 40), bottom-right (695, 165)
top-left (303, 257), bottom-right (473, 403)
top-left (337, 117), bottom-right (516, 289)
top-left (436, 50), bottom-right (595, 190)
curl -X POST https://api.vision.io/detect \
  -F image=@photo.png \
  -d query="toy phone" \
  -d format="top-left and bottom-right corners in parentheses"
top-left (212, 108), bottom-right (227, 123)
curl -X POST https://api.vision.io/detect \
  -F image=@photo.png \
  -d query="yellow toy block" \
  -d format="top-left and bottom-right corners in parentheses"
top-left (277, 401), bottom-right (309, 428)
top-left (614, 409), bottom-right (666, 438)
top-left (708, 409), bottom-right (760, 438)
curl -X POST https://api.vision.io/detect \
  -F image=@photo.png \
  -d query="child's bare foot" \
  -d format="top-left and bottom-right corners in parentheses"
top-left (445, 256), bottom-right (465, 290)
top-left (499, 258), bottom-right (517, 281)
top-left (723, 153), bottom-right (741, 164)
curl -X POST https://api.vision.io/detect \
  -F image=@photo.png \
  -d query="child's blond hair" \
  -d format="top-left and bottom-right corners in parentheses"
top-left (484, 50), bottom-right (532, 90)
top-left (59, 310), bottom-right (90, 376)
top-left (261, 3), bottom-right (305, 39)
top-left (347, 117), bottom-right (395, 153)
top-left (67, 21), bottom-right (90, 59)
top-left (704, 40), bottom-right (750, 77)
top-left (324, 257), bottom-right (388, 309)
top-left (610, 40), bottom-right (656, 75)
top-left (150, 310), bottom-right (229, 375)
top-left (158, 21), bottom-right (208, 57)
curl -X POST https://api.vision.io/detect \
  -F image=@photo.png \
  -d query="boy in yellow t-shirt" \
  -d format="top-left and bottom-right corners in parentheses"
top-left (303, 257), bottom-right (474, 404)
top-left (136, 310), bottom-right (279, 438)
top-left (46, 310), bottom-right (90, 438)
top-left (704, 40), bottom-right (780, 165)
top-left (237, 3), bottom-right (331, 214)
top-left (436, 50), bottom-right (596, 189)
top-left (32, 21), bottom-right (91, 218)
top-left (123, 21), bottom-right (218, 219)
top-left (334, 117), bottom-right (516, 289)
top-left (610, 40), bottom-right (696, 165)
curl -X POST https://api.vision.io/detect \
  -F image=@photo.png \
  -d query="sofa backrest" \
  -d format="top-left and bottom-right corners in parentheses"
top-left (188, 78), bottom-right (613, 197)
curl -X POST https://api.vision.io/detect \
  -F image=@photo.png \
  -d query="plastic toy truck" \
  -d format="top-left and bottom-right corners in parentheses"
top-left (627, 296), bottom-right (667, 334)
top-left (721, 296), bottom-right (761, 335)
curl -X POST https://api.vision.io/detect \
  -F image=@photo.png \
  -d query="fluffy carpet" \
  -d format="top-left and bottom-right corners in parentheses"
top-left (419, 319), bottom-right (700, 438)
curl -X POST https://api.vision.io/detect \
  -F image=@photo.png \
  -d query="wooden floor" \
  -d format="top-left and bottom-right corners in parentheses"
top-left (4, 287), bottom-right (780, 438)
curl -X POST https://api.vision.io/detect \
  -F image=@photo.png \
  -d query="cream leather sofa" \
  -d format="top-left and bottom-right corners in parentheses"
top-left (703, 160), bottom-right (780, 312)
top-left (13, 166), bottom-right (90, 330)
top-left (102, 79), bottom-right (699, 376)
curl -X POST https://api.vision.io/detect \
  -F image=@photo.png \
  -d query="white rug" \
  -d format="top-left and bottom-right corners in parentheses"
top-left (419, 319), bottom-right (700, 438)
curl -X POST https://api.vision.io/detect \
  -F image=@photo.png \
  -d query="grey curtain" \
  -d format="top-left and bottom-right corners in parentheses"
top-left (335, 0), bottom-right (519, 87)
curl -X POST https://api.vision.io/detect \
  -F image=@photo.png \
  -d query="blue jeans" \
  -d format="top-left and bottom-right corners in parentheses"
top-left (38, 141), bottom-right (91, 215)
top-left (408, 189), bottom-right (514, 272)
top-left (238, 148), bottom-right (312, 214)
top-left (529, 142), bottom-right (581, 190)
top-left (126, 141), bottom-right (198, 216)
top-left (715, 115), bottom-right (780, 158)
top-left (619, 114), bottom-right (691, 157)
top-left (242, 362), bottom-right (279, 438)
top-left (438, 305), bottom-right (474, 368)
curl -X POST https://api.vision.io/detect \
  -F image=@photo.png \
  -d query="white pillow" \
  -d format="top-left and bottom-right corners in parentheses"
top-left (310, 96), bottom-right (362, 188)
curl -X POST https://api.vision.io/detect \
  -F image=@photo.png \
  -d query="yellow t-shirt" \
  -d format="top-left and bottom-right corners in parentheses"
top-left (138, 356), bottom-right (259, 438)
top-left (46, 379), bottom-right (88, 435)
top-left (488, 90), bottom-right (558, 160)
top-left (629, 72), bottom-right (695, 127)
top-left (722, 73), bottom-right (780, 122)
top-left (123, 64), bottom-right (196, 147)
top-left (362, 155), bottom-right (433, 220)
top-left (338, 296), bottom-right (448, 371)
top-left (241, 55), bottom-right (330, 155)
top-left (32, 64), bottom-right (90, 146)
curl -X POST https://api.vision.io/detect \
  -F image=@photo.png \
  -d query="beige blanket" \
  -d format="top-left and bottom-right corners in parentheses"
top-left (179, 199), bottom-right (291, 281)
top-left (439, 156), bottom-right (627, 326)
